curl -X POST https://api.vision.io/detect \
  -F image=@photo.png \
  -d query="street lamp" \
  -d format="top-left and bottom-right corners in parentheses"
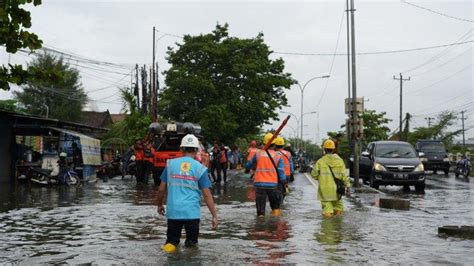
top-left (294, 75), bottom-right (329, 151)
top-left (280, 111), bottom-right (300, 147)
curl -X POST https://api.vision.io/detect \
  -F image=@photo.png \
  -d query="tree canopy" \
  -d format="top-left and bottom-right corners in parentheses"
top-left (0, 0), bottom-right (43, 90)
top-left (360, 109), bottom-right (392, 146)
top-left (13, 53), bottom-right (87, 122)
top-left (407, 111), bottom-right (462, 146)
top-left (158, 23), bottom-right (293, 143)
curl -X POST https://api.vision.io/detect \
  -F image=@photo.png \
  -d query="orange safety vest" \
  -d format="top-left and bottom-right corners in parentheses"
top-left (219, 150), bottom-right (227, 163)
top-left (134, 149), bottom-right (144, 161)
top-left (247, 147), bottom-right (258, 162)
top-left (279, 150), bottom-right (291, 177)
top-left (254, 150), bottom-right (281, 185)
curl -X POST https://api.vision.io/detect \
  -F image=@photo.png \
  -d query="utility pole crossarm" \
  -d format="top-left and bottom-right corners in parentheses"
top-left (394, 73), bottom-right (411, 140)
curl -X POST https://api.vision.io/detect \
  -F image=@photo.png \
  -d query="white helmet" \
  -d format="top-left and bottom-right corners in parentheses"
top-left (180, 134), bottom-right (200, 149)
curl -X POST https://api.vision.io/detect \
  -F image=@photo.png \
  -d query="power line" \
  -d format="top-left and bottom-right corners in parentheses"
top-left (412, 46), bottom-right (472, 77)
top-left (401, 0), bottom-right (474, 23)
top-left (408, 64), bottom-right (472, 96)
top-left (401, 29), bottom-right (472, 74)
top-left (272, 40), bottom-right (473, 56)
top-left (316, 10), bottom-right (346, 108)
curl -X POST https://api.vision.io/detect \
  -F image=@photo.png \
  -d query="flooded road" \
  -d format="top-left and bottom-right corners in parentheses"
top-left (0, 171), bottom-right (472, 264)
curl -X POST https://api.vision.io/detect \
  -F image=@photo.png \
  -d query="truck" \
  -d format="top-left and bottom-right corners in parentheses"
top-left (148, 122), bottom-right (209, 184)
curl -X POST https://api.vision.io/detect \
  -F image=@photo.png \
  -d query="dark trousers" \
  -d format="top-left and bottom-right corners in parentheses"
top-left (135, 160), bottom-right (144, 182)
top-left (166, 219), bottom-right (200, 247)
top-left (152, 167), bottom-right (162, 186)
top-left (255, 187), bottom-right (282, 216)
top-left (210, 162), bottom-right (219, 182)
top-left (219, 162), bottom-right (227, 182)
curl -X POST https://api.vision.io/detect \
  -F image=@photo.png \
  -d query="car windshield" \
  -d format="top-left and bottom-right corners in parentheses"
top-left (375, 144), bottom-right (417, 158)
top-left (419, 142), bottom-right (445, 153)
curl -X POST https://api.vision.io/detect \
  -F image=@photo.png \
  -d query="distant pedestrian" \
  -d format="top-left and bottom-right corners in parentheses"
top-left (134, 139), bottom-right (145, 183)
top-left (210, 143), bottom-right (221, 183)
top-left (218, 145), bottom-right (228, 182)
top-left (157, 134), bottom-right (218, 253)
top-left (311, 140), bottom-right (351, 218)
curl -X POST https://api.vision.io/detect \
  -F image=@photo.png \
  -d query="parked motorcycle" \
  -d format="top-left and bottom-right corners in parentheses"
top-left (97, 155), bottom-right (123, 181)
top-left (28, 163), bottom-right (80, 186)
top-left (455, 157), bottom-right (471, 178)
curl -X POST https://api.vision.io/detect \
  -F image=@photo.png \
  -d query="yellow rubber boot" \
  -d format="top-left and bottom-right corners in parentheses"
top-left (162, 243), bottom-right (177, 253)
top-left (271, 209), bottom-right (282, 217)
top-left (322, 212), bottom-right (334, 218)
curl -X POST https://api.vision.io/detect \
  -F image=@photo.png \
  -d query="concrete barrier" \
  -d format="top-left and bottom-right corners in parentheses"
top-left (378, 198), bottom-right (410, 210)
top-left (438, 226), bottom-right (474, 239)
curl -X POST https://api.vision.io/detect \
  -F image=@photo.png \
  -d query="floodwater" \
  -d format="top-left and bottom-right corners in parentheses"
top-left (0, 171), bottom-right (472, 264)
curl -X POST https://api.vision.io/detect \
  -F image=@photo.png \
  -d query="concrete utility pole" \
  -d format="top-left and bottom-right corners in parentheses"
top-left (141, 65), bottom-right (148, 114)
top-left (393, 73), bottom-right (410, 139)
top-left (346, 0), bottom-right (353, 154)
top-left (134, 64), bottom-right (140, 112)
top-left (349, 0), bottom-right (361, 187)
top-left (425, 117), bottom-right (435, 128)
top-left (460, 111), bottom-right (467, 147)
top-left (152, 26), bottom-right (157, 122)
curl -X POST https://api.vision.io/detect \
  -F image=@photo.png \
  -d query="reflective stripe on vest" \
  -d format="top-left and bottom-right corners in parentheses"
top-left (254, 150), bottom-right (281, 184)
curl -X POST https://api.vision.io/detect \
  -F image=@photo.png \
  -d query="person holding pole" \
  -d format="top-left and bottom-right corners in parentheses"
top-left (246, 133), bottom-right (286, 217)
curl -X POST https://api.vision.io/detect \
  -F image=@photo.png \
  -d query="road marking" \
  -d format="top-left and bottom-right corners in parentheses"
top-left (303, 172), bottom-right (318, 190)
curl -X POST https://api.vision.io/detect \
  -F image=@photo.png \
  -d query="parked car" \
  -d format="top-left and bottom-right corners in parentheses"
top-left (415, 139), bottom-right (450, 175)
top-left (356, 141), bottom-right (425, 191)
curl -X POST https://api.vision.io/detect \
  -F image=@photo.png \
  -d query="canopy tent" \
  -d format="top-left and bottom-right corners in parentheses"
top-left (51, 127), bottom-right (101, 166)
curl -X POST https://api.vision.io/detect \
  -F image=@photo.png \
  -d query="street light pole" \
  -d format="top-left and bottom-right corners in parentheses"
top-left (295, 75), bottom-right (330, 151)
top-left (281, 111), bottom-right (300, 148)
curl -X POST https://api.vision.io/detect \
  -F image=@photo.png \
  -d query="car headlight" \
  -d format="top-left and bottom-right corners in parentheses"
top-left (414, 163), bottom-right (424, 172)
top-left (443, 158), bottom-right (450, 162)
top-left (420, 157), bottom-right (427, 162)
top-left (374, 163), bottom-right (387, 172)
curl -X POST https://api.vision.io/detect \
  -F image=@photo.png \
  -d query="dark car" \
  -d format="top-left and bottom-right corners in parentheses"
top-left (415, 139), bottom-right (450, 175)
top-left (357, 141), bottom-right (425, 191)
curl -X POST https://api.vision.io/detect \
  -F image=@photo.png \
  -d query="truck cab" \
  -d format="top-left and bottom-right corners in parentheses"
top-left (415, 139), bottom-right (450, 175)
top-left (149, 122), bottom-right (209, 172)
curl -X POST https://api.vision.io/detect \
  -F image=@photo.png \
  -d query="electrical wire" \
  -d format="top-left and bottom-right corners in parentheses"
top-left (273, 40), bottom-right (473, 56)
top-left (401, 29), bottom-right (472, 74)
top-left (401, 0), bottom-right (474, 23)
top-left (408, 64), bottom-right (472, 96)
top-left (316, 9), bottom-right (346, 109)
top-left (412, 46), bottom-right (472, 77)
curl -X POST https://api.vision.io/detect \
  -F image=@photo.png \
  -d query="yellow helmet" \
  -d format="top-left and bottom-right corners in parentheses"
top-left (323, 139), bottom-right (336, 150)
top-left (263, 133), bottom-right (275, 145)
top-left (275, 136), bottom-right (285, 146)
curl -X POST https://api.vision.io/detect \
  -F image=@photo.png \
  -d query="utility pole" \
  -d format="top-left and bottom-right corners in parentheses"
top-left (460, 111), bottom-right (467, 147)
top-left (141, 65), bottom-right (148, 114)
top-left (346, 0), bottom-right (353, 154)
top-left (349, 0), bottom-right (361, 188)
top-left (155, 62), bottom-right (160, 120)
top-left (425, 117), bottom-right (435, 128)
top-left (134, 64), bottom-right (140, 112)
top-left (393, 73), bottom-right (410, 140)
top-left (151, 26), bottom-right (157, 122)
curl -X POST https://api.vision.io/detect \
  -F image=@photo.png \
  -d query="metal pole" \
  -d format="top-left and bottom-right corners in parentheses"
top-left (346, 0), bottom-right (352, 153)
top-left (461, 111), bottom-right (466, 147)
top-left (300, 88), bottom-right (304, 152)
top-left (399, 73), bottom-right (403, 138)
top-left (350, 0), bottom-right (360, 187)
top-left (152, 26), bottom-right (156, 122)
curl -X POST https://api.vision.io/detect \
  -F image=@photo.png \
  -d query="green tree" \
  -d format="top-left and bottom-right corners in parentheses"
top-left (105, 89), bottom-right (151, 145)
top-left (13, 53), bottom-right (87, 122)
top-left (407, 111), bottom-right (462, 146)
top-left (360, 109), bottom-right (392, 146)
top-left (158, 23), bottom-right (293, 143)
top-left (1, 0), bottom-right (43, 90)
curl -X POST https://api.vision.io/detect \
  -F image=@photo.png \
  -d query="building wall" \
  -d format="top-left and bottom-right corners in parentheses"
top-left (0, 123), bottom-right (13, 183)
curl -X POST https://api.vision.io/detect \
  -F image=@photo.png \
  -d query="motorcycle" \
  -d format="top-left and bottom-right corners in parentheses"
top-left (455, 157), bottom-right (471, 178)
top-left (28, 162), bottom-right (80, 186)
top-left (97, 155), bottom-right (123, 181)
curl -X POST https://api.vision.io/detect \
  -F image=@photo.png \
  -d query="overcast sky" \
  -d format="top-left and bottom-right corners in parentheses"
top-left (1, 0), bottom-right (473, 143)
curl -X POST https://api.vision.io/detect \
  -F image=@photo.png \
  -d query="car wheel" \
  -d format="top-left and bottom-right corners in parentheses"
top-left (415, 182), bottom-right (425, 192)
top-left (444, 169), bottom-right (449, 176)
top-left (369, 174), bottom-right (379, 190)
